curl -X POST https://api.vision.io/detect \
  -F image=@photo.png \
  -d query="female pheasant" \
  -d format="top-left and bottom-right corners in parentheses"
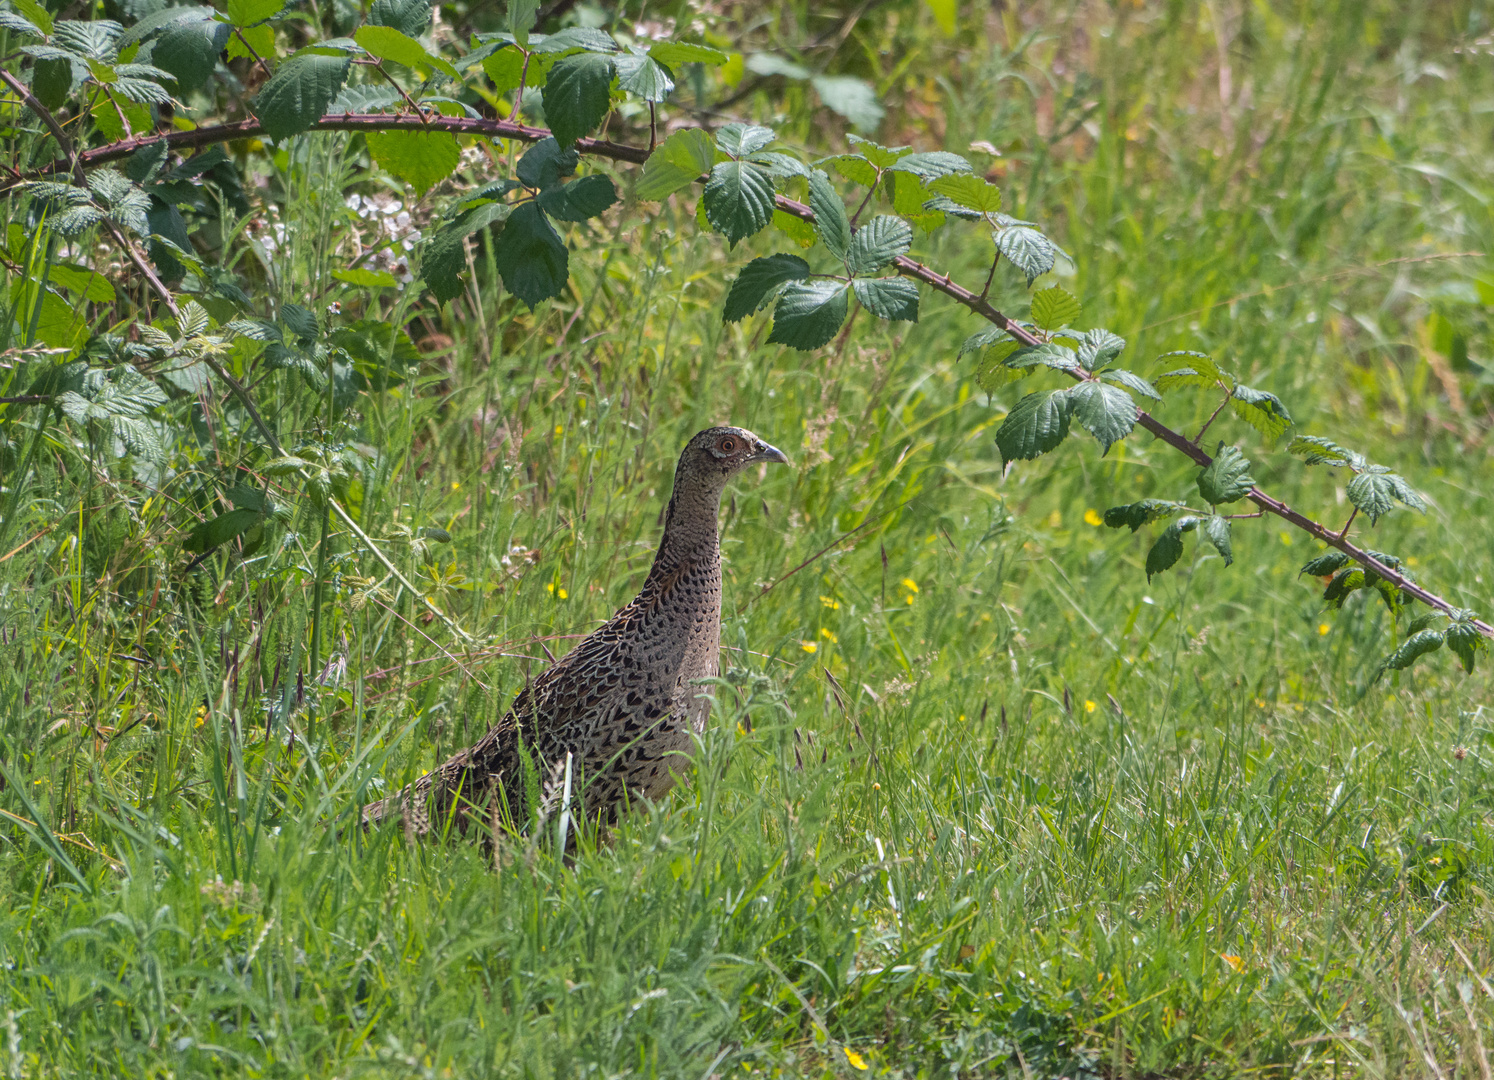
top-left (361, 425), bottom-right (788, 839)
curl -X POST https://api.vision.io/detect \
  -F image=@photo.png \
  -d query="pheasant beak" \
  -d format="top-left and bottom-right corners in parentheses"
top-left (750, 441), bottom-right (789, 466)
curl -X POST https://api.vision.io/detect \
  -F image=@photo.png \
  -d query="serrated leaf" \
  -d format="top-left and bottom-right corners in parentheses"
top-left (1102, 499), bottom-right (1181, 532)
top-left (227, 0), bottom-right (284, 26)
top-left (995, 225), bottom-right (1055, 284)
top-left (766, 280), bottom-right (848, 350)
top-left (369, 0), bottom-right (431, 37)
top-left (885, 172), bottom-right (944, 232)
top-left (1446, 621), bottom-right (1487, 675)
top-left (888, 151), bottom-right (972, 180)
top-left (702, 161), bottom-right (774, 246)
top-left (10, 0), bottom-right (51, 34)
top-left (722, 254), bottom-right (811, 322)
top-left (542, 51), bottom-right (615, 147)
top-left (1196, 443), bottom-right (1255, 505)
top-left (365, 130), bottom-right (459, 195)
top-left (846, 215), bottom-right (911, 275)
top-left (810, 74), bottom-right (883, 131)
top-left (0, 11), bottom-right (40, 34)
top-left (1063, 381), bottom-right (1136, 456)
top-left (647, 40), bottom-right (728, 66)
top-left (960, 325), bottom-right (1008, 358)
top-left (279, 302), bottom-right (318, 340)
top-left (995, 390), bottom-right (1072, 464)
top-left (615, 52), bottom-right (674, 102)
top-left (1287, 435), bottom-right (1364, 469)
top-left (1300, 551), bottom-right (1352, 576)
top-left (531, 27), bottom-right (617, 55)
top-left (847, 134), bottom-right (910, 168)
top-left (927, 173), bottom-right (1001, 213)
top-left (32, 57), bottom-right (76, 110)
top-left (506, 0), bottom-right (536, 44)
top-left (975, 340), bottom-right (1026, 391)
top-left (1230, 384), bottom-right (1293, 444)
top-left (716, 122), bottom-right (775, 157)
top-left (254, 49), bottom-right (351, 141)
top-left (1323, 567), bottom-right (1366, 607)
top-left (1146, 520), bottom-right (1192, 581)
top-left (748, 152), bottom-right (809, 179)
top-left (493, 201), bottom-right (567, 309)
top-left (332, 267), bottom-right (399, 288)
top-left (823, 154), bottom-right (879, 187)
top-left (635, 128), bottom-right (714, 200)
top-left (1202, 515), bottom-right (1233, 566)
top-left (354, 25), bottom-right (459, 79)
top-left (1007, 342), bottom-right (1079, 372)
top-left (1078, 329), bottom-right (1125, 371)
top-left (1346, 471), bottom-right (1420, 524)
top-left (1099, 369), bottom-right (1160, 401)
top-left (852, 277), bottom-right (918, 322)
top-left (1030, 286), bottom-right (1080, 331)
top-left (535, 174), bottom-right (616, 221)
top-left (184, 508), bottom-right (262, 554)
top-left (772, 209), bottom-right (818, 248)
top-left (149, 10), bottom-right (230, 92)
top-left (516, 137), bottom-right (578, 190)
top-left (1376, 629), bottom-right (1445, 680)
top-left (808, 169), bottom-right (850, 260)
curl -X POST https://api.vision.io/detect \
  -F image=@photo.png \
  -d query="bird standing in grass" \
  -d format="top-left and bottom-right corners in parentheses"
top-left (361, 425), bottom-right (789, 840)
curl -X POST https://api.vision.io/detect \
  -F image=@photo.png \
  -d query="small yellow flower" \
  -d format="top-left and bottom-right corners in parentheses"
top-left (451, 481), bottom-right (460, 491)
top-left (1221, 954), bottom-right (1245, 973)
top-left (557, 588), bottom-right (568, 599)
top-left (958, 714), bottom-right (966, 722)
top-left (554, 424), bottom-right (564, 436)
top-left (819, 628), bottom-right (837, 643)
top-left (1318, 623), bottom-right (1330, 636)
top-left (843, 1046), bottom-right (869, 1071)
top-left (800, 641), bottom-right (818, 653)
top-left (546, 582), bottom-right (555, 593)
top-left (819, 595), bottom-right (840, 609)
top-left (1084, 699), bottom-right (1097, 713)
top-left (1084, 508), bottom-right (1103, 527)
top-left (1278, 531), bottom-right (1293, 546)
top-left (901, 578), bottom-right (918, 593)
top-left (194, 703), bottom-right (208, 728)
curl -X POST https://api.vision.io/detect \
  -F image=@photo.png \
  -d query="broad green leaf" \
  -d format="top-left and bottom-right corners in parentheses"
top-left (648, 41), bottom-right (728, 66)
top-left (542, 51), bottom-right (615, 146)
top-left (615, 52), bottom-right (674, 102)
top-left (1322, 567), bottom-right (1366, 607)
top-left (332, 267), bottom-right (399, 288)
top-left (885, 172), bottom-right (943, 232)
top-left (183, 508), bottom-right (262, 553)
top-left (254, 50), bottom-right (352, 141)
top-left (995, 225), bottom-right (1055, 284)
top-left (959, 325), bottom-right (1008, 358)
top-left (49, 262), bottom-right (114, 302)
top-left (928, 173), bottom-right (1001, 213)
top-left (370, 0), bottom-right (432, 37)
top-left (889, 151), bottom-right (972, 180)
top-left (151, 10), bottom-right (230, 92)
top-left (279, 302), bottom-right (318, 340)
top-left (1153, 351), bottom-right (1225, 391)
top-left (975, 340), bottom-right (1026, 390)
top-left (354, 26), bottom-right (459, 80)
top-left (635, 128), bottom-right (714, 201)
top-left (846, 134), bottom-right (910, 168)
top-left (517, 137), bottom-right (578, 190)
top-left (32, 57), bottom-right (75, 110)
top-left (10, 0), bottom-right (51, 34)
top-left (1230, 384), bottom-right (1293, 444)
top-left (481, 45), bottom-right (537, 93)
top-left (722, 253), bottom-right (810, 323)
top-left (365, 130), bottom-right (459, 195)
top-left (1300, 552), bottom-right (1352, 576)
top-left (772, 209), bottom-right (817, 248)
top-left (852, 277), bottom-right (919, 322)
top-left (420, 200), bottom-right (511, 303)
top-left (227, 23), bottom-right (274, 62)
top-left (537, 174), bottom-right (617, 221)
top-left (1196, 443), bottom-right (1255, 505)
top-left (702, 160), bottom-right (774, 246)
top-left (1007, 342), bottom-right (1079, 372)
top-left (1288, 435), bottom-right (1360, 468)
top-left (846, 215), bottom-right (911, 275)
top-left (995, 389), bottom-right (1072, 464)
top-left (1446, 620), bottom-right (1487, 675)
top-left (748, 152), bottom-right (808, 179)
top-left (1030, 285), bottom-right (1080, 330)
top-left (1347, 469), bottom-right (1422, 524)
top-left (1103, 499), bottom-right (1181, 532)
top-left (810, 74), bottom-right (883, 131)
top-left (227, 0), bottom-right (284, 26)
top-left (823, 154), bottom-right (879, 187)
top-left (1147, 517), bottom-right (1198, 581)
top-left (808, 169), bottom-right (850, 259)
top-left (1100, 369), bottom-right (1160, 401)
top-left (1375, 629), bottom-right (1445, 680)
top-left (767, 280), bottom-right (849, 350)
top-left (531, 27), bottom-right (617, 54)
top-left (1078, 328), bottom-right (1125, 371)
top-left (1063, 380), bottom-right (1136, 455)
top-left (1203, 515), bottom-right (1233, 566)
top-left (507, 0), bottom-right (537, 46)
top-left (493, 201), bottom-right (568, 309)
top-left (716, 123), bottom-right (775, 157)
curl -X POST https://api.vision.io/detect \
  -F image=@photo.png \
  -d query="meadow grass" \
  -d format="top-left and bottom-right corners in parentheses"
top-left (1, 1), bottom-right (1492, 1076)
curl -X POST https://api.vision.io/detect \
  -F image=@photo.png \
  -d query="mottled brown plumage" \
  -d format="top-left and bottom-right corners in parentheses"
top-left (361, 426), bottom-right (788, 840)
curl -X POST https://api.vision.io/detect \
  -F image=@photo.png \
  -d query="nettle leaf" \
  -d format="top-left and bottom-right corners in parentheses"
top-left (1078, 329), bottom-right (1126, 371)
top-left (716, 123), bottom-right (776, 157)
top-left (1030, 286), bottom-right (1080, 331)
top-left (1196, 443), bottom-right (1255, 505)
top-left (1146, 516), bottom-right (1199, 581)
top-left (808, 169), bottom-right (850, 260)
top-left (1103, 499), bottom-right (1181, 532)
top-left (1203, 515), bottom-right (1233, 566)
top-left (494, 201), bottom-right (568, 309)
top-left (888, 151), bottom-right (972, 181)
top-left (370, 0), bottom-right (432, 37)
top-left (254, 50), bottom-right (352, 141)
top-left (517, 137), bottom-right (579, 190)
top-left (635, 128), bottom-right (714, 201)
top-left (846, 215), bottom-right (911, 275)
top-left (1007, 342), bottom-right (1079, 373)
top-left (810, 74), bottom-right (883, 132)
top-left (767, 280), bottom-right (849, 350)
top-left (615, 51), bottom-right (674, 102)
top-left (852, 277), bottom-right (919, 322)
top-left (703, 161), bottom-right (775, 246)
top-left (994, 389), bottom-right (1072, 464)
top-left (927, 172), bottom-right (1001, 213)
top-left (1100, 369), bottom-right (1160, 401)
top-left (648, 40), bottom-right (728, 67)
top-left (1063, 381), bottom-right (1136, 456)
top-left (1300, 551), bottom-right (1352, 577)
top-left (722, 253), bottom-right (811, 323)
top-left (995, 225), bottom-right (1055, 284)
top-left (365, 130), bottom-right (459, 195)
top-left (543, 51), bottom-right (616, 147)
top-left (1445, 620), bottom-right (1488, 675)
top-left (1347, 469), bottom-right (1424, 524)
top-left (1375, 629), bottom-right (1445, 680)
top-left (1229, 384), bottom-right (1293, 444)
top-left (537, 174), bottom-right (617, 221)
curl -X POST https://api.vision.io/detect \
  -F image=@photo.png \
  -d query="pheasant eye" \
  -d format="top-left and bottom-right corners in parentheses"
top-left (719, 437), bottom-right (737, 453)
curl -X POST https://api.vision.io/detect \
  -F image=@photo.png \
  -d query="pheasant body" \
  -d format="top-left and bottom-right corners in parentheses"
top-left (361, 426), bottom-right (787, 838)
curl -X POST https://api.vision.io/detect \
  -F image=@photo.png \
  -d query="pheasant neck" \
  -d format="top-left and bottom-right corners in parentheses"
top-left (649, 478), bottom-right (723, 578)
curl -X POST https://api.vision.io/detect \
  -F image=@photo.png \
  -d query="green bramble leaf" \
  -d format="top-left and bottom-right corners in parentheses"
top-left (1007, 342), bottom-right (1079, 372)
top-left (1375, 629), bottom-right (1445, 681)
top-left (888, 151), bottom-right (972, 180)
top-left (927, 173), bottom-right (1001, 213)
top-left (995, 390), bottom-right (1072, 464)
top-left (183, 508), bottom-right (263, 554)
top-left (1100, 369), bottom-right (1161, 401)
top-left (149, 9), bottom-right (231, 93)
top-left (846, 134), bottom-right (910, 169)
top-left (975, 340), bottom-right (1027, 391)
top-left (370, 0), bottom-right (432, 37)
top-left (773, 210), bottom-right (818, 248)
top-left (846, 215), bottom-right (911, 275)
top-left (722, 254), bottom-right (811, 323)
top-left (1347, 469), bottom-right (1424, 525)
top-left (716, 123), bottom-right (776, 158)
top-left (1288, 435), bottom-right (1363, 468)
top-left (254, 49), bottom-right (352, 141)
top-left (332, 268), bottom-right (399, 288)
top-left (615, 51), bottom-right (675, 102)
top-left (543, 51), bottom-right (616, 147)
top-left (1300, 552), bottom-right (1352, 577)
top-left (536, 174), bottom-right (617, 221)
top-left (745, 152), bottom-right (808, 180)
top-left (1203, 515), bottom-right (1233, 565)
top-left (1196, 443), bottom-right (1255, 505)
top-left (824, 154), bottom-right (880, 187)
top-left (808, 169), bottom-right (850, 260)
top-left (703, 161), bottom-right (775, 246)
top-left (227, 0), bottom-right (284, 26)
top-left (852, 277), bottom-right (919, 322)
top-left (959, 325), bottom-right (1008, 358)
top-left (1322, 567), bottom-right (1366, 608)
top-left (1078, 329), bottom-right (1126, 372)
top-left (531, 27), bottom-right (618, 55)
top-left (1063, 381), bottom-right (1136, 456)
top-left (647, 40), bottom-right (728, 66)
top-left (1229, 384), bottom-right (1293, 444)
top-left (767, 280), bottom-right (849, 350)
top-left (517, 137), bottom-right (578, 191)
top-left (1153, 352), bottom-right (1225, 391)
top-left (885, 172), bottom-right (944, 232)
top-left (995, 225), bottom-right (1055, 284)
top-left (1030, 286), bottom-right (1080, 331)
top-left (1146, 516), bottom-right (1199, 581)
top-left (365, 130), bottom-right (460, 195)
top-left (493, 201), bottom-right (568, 309)
top-left (636, 129), bottom-right (715, 201)
top-left (354, 25), bottom-right (459, 80)
top-left (1103, 499), bottom-right (1181, 532)
top-left (1445, 619), bottom-right (1487, 675)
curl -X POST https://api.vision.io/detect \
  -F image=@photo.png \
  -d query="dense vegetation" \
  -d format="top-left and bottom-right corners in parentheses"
top-left (0, 0), bottom-right (1492, 1075)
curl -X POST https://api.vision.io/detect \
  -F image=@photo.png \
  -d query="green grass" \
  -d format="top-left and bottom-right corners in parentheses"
top-left (2, 1), bottom-right (1493, 1076)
